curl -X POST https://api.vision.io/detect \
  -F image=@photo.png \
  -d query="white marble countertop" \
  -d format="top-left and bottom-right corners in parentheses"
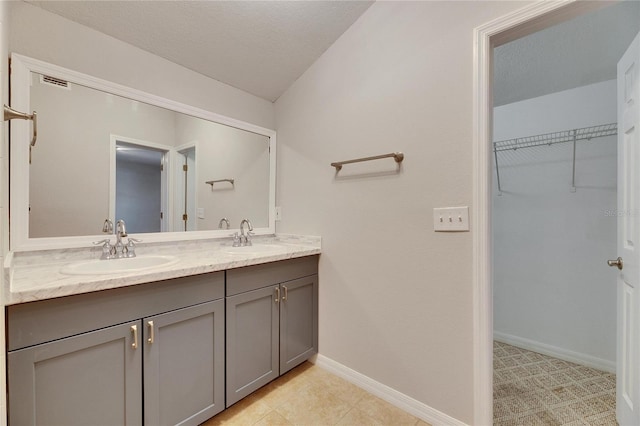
top-left (4, 234), bottom-right (321, 305)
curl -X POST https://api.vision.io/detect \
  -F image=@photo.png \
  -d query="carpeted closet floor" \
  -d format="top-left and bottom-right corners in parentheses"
top-left (494, 341), bottom-right (617, 425)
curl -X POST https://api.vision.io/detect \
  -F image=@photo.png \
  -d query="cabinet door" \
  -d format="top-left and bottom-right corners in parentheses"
top-left (8, 321), bottom-right (142, 426)
top-left (143, 300), bottom-right (225, 426)
top-left (226, 286), bottom-right (279, 407)
top-left (280, 275), bottom-right (318, 374)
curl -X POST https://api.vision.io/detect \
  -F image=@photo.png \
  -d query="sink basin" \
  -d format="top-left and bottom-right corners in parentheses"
top-left (60, 255), bottom-right (179, 275)
top-left (222, 245), bottom-right (285, 255)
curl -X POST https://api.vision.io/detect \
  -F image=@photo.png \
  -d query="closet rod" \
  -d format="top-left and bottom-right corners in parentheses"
top-left (494, 123), bottom-right (617, 152)
top-left (493, 122), bottom-right (617, 195)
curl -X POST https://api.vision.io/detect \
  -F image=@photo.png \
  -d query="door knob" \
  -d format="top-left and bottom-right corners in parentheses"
top-left (607, 257), bottom-right (623, 270)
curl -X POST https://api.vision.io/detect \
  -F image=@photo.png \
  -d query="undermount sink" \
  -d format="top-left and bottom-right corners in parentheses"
top-left (222, 244), bottom-right (285, 255)
top-left (60, 255), bottom-right (179, 275)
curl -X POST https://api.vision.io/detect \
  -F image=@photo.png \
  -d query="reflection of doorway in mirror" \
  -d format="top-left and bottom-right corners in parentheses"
top-left (111, 136), bottom-right (171, 234)
top-left (176, 145), bottom-right (197, 232)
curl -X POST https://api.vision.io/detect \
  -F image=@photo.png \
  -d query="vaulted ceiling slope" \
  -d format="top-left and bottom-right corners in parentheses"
top-left (494, 1), bottom-right (640, 107)
top-left (25, 0), bottom-right (374, 102)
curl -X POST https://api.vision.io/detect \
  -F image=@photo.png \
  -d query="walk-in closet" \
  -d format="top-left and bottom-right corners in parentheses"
top-left (491, 2), bottom-right (640, 425)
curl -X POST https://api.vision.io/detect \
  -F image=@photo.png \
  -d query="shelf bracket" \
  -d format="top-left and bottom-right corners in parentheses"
top-left (494, 144), bottom-right (502, 196)
top-left (570, 130), bottom-right (577, 193)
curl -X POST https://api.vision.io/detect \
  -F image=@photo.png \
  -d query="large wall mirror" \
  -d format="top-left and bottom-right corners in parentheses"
top-left (10, 54), bottom-right (276, 251)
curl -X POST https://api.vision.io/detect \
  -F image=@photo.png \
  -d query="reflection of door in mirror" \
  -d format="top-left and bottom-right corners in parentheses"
top-left (176, 146), bottom-right (196, 232)
top-left (114, 140), bottom-right (168, 234)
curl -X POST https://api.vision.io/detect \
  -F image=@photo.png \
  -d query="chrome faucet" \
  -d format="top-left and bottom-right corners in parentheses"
top-left (116, 219), bottom-right (127, 241)
top-left (218, 218), bottom-right (230, 229)
top-left (239, 218), bottom-right (253, 246)
top-left (115, 219), bottom-right (128, 258)
top-left (94, 219), bottom-right (142, 260)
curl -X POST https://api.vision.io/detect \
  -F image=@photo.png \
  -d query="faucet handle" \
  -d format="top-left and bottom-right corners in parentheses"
top-left (125, 238), bottom-right (142, 258)
top-left (230, 232), bottom-right (241, 247)
top-left (245, 231), bottom-right (255, 246)
top-left (93, 239), bottom-right (114, 260)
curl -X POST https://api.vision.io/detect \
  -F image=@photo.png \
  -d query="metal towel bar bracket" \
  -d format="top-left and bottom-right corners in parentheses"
top-left (331, 152), bottom-right (404, 171)
top-left (4, 105), bottom-right (37, 164)
top-left (4, 105), bottom-right (37, 146)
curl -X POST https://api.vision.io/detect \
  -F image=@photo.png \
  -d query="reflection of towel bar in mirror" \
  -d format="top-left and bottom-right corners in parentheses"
top-left (4, 105), bottom-right (37, 163)
top-left (206, 179), bottom-right (235, 188)
top-left (331, 152), bottom-right (404, 171)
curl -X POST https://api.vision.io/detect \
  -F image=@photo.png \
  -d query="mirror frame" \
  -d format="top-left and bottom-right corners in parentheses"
top-left (10, 53), bottom-right (276, 251)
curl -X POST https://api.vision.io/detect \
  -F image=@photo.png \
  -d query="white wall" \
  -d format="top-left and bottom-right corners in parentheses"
top-left (9, 1), bottom-right (274, 130)
top-left (492, 80), bottom-right (617, 369)
top-left (274, 1), bottom-right (528, 424)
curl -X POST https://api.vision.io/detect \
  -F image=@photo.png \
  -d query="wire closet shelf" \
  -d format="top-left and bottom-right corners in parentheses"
top-left (493, 122), bottom-right (617, 194)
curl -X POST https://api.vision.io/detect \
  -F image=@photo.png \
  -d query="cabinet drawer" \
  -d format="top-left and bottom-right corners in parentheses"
top-left (226, 255), bottom-right (318, 296)
top-left (7, 272), bottom-right (224, 351)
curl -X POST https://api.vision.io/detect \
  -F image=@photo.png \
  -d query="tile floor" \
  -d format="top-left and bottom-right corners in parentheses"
top-left (202, 362), bottom-right (432, 426)
top-left (494, 341), bottom-right (617, 426)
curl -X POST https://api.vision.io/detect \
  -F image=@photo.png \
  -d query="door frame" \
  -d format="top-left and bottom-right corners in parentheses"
top-left (109, 134), bottom-right (173, 232)
top-left (175, 142), bottom-right (197, 232)
top-left (472, 1), bottom-right (613, 424)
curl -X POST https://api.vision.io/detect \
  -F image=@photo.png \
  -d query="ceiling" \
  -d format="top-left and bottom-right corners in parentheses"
top-left (25, 0), bottom-right (373, 102)
top-left (494, 0), bottom-right (640, 106)
top-left (25, 1), bottom-right (640, 107)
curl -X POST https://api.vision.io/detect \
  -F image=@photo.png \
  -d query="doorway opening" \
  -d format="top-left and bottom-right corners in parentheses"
top-left (175, 145), bottom-right (196, 232)
top-left (473, 1), bottom-right (640, 425)
top-left (110, 136), bottom-right (171, 233)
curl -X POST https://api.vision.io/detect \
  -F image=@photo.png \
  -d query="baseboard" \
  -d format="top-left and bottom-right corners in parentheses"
top-left (313, 354), bottom-right (468, 426)
top-left (493, 331), bottom-right (616, 373)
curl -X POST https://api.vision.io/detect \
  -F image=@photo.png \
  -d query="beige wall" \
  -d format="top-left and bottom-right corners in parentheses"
top-left (9, 1), bottom-right (275, 130)
top-left (275, 1), bottom-right (527, 423)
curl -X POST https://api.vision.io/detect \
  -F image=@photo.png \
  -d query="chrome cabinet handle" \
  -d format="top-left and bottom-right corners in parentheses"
top-left (607, 257), bottom-right (623, 270)
top-left (275, 286), bottom-right (280, 303)
top-left (282, 285), bottom-right (288, 302)
top-left (131, 325), bottom-right (138, 349)
top-left (147, 321), bottom-right (154, 344)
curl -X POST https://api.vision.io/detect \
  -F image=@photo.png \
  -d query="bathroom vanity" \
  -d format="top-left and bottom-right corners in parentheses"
top-left (4, 237), bottom-right (320, 425)
top-left (1, 53), bottom-right (317, 425)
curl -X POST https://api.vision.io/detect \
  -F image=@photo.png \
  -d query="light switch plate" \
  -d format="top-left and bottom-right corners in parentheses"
top-left (433, 206), bottom-right (469, 232)
top-left (197, 208), bottom-right (205, 219)
top-left (275, 206), bottom-right (282, 221)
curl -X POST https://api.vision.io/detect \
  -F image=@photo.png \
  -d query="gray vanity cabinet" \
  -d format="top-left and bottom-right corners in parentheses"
top-left (279, 275), bottom-right (319, 374)
top-left (7, 272), bottom-right (225, 426)
top-left (143, 299), bottom-right (225, 426)
top-left (225, 285), bottom-right (280, 406)
top-left (8, 321), bottom-right (143, 425)
top-left (225, 256), bottom-right (319, 407)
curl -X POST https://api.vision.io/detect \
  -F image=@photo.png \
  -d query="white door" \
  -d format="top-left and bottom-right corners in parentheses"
top-left (616, 31), bottom-right (640, 426)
